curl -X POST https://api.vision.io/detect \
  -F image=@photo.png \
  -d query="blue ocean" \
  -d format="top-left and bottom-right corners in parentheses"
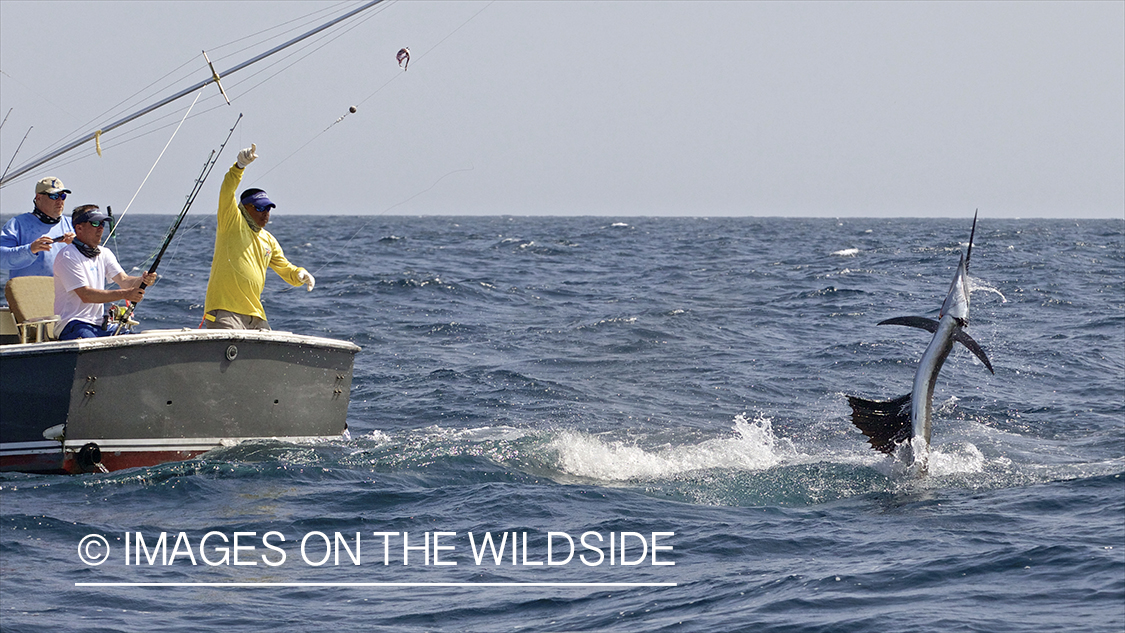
top-left (2, 214), bottom-right (1122, 632)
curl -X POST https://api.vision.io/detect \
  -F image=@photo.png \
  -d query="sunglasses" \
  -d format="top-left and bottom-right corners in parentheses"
top-left (87, 219), bottom-right (112, 228)
top-left (45, 192), bottom-right (67, 201)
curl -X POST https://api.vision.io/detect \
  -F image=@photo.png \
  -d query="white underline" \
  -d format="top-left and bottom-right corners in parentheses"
top-left (76, 582), bottom-right (676, 588)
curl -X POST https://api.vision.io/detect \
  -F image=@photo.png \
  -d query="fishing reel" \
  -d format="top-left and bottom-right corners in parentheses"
top-left (104, 302), bottom-right (139, 334)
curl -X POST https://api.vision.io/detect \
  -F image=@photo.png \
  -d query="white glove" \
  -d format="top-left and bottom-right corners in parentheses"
top-left (297, 269), bottom-right (315, 292)
top-left (236, 143), bottom-right (258, 169)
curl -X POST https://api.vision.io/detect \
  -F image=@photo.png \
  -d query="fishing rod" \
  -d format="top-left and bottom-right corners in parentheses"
top-left (111, 114), bottom-right (242, 334)
top-left (1, 125), bottom-right (33, 182)
top-left (0, 0), bottom-right (386, 188)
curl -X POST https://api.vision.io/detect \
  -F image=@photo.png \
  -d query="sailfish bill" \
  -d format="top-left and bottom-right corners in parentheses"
top-left (849, 212), bottom-right (994, 470)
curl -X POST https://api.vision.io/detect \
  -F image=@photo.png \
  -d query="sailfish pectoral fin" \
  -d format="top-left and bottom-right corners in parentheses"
top-left (848, 393), bottom-right (913, 454)
top-left (954, 331), bottom-right (994, 374)
top-left (878, 316), bottom-right (939, 333)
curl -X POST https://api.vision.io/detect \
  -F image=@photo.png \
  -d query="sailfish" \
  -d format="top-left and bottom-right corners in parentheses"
top-left (849, 212), bottom-right (994, 472)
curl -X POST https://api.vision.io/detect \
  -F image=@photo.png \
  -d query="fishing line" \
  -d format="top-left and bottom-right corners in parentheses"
top-left (193, 2), bottom-right (385, 110)
top-left (218, 2), bottom-right (398, 107)
top-left (112, 114), bottom-right (242, 333)
top-left (141, 216), bottom-right (208, 274)
top-left (358, 0), bottom-right (494, 109)
top-left (104, 90), bottom-right (202, 244)
top-left (258, 0), bottom-right (491, 179)
top-left (268, 1), bottom-right (495, 292)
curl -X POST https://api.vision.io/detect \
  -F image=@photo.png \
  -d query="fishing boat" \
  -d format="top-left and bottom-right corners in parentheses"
top-left (0, 2), bottom-right (383, 474)
top-left (1, 329), bottom-right (358, 474)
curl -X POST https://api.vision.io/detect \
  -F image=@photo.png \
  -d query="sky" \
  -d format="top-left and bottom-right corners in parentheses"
top-left (0, 1), bottom-right (1122, 218)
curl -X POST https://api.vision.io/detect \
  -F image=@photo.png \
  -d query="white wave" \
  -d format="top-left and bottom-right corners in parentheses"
top-left (443, 425), bottom-right (532, 442)
top-left (832, 248), bottom-right (859, 257)
top-left (550, 414), bottom-right (796, 481)
top-left (577, 316), bottom-right (638, 329)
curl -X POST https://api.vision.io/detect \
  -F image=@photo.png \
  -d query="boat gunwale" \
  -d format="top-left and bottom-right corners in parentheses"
top-left (0, 328), bottom-right (361, 356)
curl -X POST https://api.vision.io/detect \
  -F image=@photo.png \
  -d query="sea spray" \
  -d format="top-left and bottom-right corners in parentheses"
top-left (550, 414), bottom-right (797, 481)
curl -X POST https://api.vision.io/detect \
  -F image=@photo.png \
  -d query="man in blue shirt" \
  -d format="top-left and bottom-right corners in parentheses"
top-left (1, 176), bottom-right (76, 278)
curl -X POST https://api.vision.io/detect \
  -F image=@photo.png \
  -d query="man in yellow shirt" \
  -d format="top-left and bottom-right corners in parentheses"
top-left (202, 144), bottom-right (315, 330)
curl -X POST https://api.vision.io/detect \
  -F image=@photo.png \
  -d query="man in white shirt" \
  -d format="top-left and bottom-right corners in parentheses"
top-left (53, 205), bottom-right (156, 340)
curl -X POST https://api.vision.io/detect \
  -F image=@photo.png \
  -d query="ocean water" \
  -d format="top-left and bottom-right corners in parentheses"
top-left (1, 215), bottom-right (1122, 632)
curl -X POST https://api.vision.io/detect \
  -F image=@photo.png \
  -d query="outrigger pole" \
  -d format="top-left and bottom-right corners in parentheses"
top-left (0, 0), bottom-right (386, 188)
top-left (112, 114), bottom-right (242, 334)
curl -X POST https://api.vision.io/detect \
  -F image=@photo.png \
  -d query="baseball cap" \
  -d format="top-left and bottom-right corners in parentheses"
top-left (35, 177), bottom-right (71, 195)
top-left (73, 207), bottom-right (111, 225)
top-left (240, 189), bottom-right (276, 212)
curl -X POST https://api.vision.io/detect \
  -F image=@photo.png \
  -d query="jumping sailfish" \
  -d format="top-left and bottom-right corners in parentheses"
top-left (848, 212), bottom-right (994, 473)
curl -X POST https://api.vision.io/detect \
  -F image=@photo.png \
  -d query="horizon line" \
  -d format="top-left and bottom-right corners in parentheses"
top-left (76, 581), bottom-right (678, 588)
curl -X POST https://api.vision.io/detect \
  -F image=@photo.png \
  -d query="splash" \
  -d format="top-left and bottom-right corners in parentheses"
top-left (832, 248), bottom-right (859, 257)
top-left (969, 275), bottom-right (1008, 303)
top-left (361, 430), bottom-right (393, 444)
top-left (928, 442), bottom-right (987, 476)
top-left (549, 414), bottom-right (796, 481)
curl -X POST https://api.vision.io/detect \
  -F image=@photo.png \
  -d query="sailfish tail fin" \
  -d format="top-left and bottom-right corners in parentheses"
top-left (848, 393), bottom-right (912, 454)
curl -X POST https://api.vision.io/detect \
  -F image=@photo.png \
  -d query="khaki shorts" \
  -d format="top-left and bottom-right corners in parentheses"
top-left (204, 309), bottom-right (270, 331)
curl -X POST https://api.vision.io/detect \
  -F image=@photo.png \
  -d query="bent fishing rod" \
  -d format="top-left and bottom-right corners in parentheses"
top-left (112, 114), bottom-right (242, 334)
